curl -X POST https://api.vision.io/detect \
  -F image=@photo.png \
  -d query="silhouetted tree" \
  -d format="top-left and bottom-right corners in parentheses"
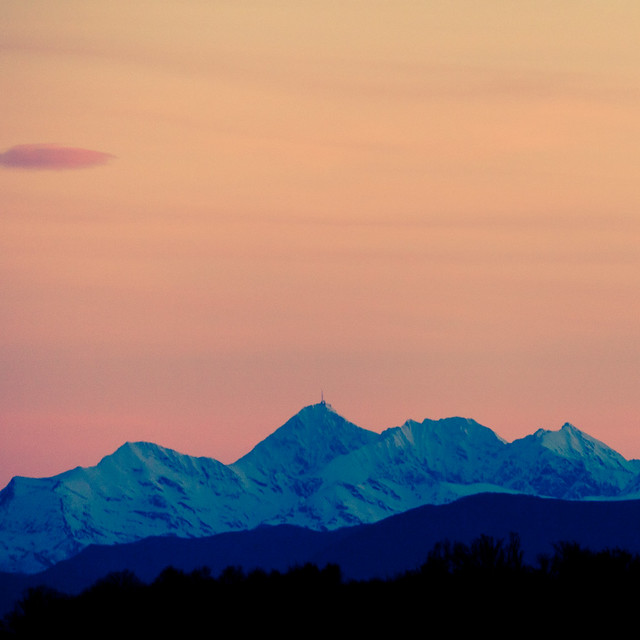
top-left (4, 535), bottom-right (640, 637)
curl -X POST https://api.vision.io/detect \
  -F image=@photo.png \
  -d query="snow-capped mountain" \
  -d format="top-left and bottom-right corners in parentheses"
top-left (494, 422), bottom-right (637, 498)
top-left (0, 441), bottom-right (261, 574)
top-left (0, 402), bottom-right (638, 574)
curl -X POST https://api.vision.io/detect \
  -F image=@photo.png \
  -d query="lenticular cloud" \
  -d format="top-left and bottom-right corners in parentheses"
top-left (0, 144), bottom-right (114, 170)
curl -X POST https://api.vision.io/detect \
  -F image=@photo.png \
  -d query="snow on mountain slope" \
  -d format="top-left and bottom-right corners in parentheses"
top-left (232, 402), bottom-right (379, 479)
top-left (59, 442), bottom-right (259, 538)
top-left (1, 403), bottom-right (639, 574)
top-left (228, 402), bottom-right (382, 529)
top-left (0, 475), bottom-right (84, 575)
top-left (293, 416), bottom-right (512, 528)
top-left (0, 442), bottom-right (259, 573)
top-left (495, 423), bottom-right (638, 498)
top-left (381, 417), bottom-right (507, 483)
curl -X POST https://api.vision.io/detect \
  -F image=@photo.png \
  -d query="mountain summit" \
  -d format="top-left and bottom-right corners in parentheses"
top-left (233, 403), bottom-right (379, 477)
top-left (0, 403), bottom-right (638, 574)
top-left (495, 422), bottom-right (635, 498)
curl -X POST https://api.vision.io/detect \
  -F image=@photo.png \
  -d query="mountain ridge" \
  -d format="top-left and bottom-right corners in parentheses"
top-left (1, 402), bottom-right (639, 575)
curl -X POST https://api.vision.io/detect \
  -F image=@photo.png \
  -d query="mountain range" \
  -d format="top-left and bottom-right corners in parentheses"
top-left (2, 401), bottom-right (640, 576)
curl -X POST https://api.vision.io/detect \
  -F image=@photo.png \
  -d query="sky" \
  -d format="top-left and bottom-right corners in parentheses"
top-left (1, 1), bottom-right (639, 487)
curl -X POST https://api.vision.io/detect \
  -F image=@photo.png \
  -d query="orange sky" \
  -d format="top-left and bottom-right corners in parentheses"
top-left (1, 1), bottom-right (639, 486)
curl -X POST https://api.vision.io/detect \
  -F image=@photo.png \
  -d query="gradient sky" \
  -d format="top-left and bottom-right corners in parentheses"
top-left (1, 1), bottom-right (639, 487)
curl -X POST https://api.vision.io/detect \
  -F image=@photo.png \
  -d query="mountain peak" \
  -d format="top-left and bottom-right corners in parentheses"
top-left (99, 441), bottom-right (171, 468)
top-left (517, 422), bottom-right (629, 467)
top-left (232, 403), bottom-right (379, 477)
top-left (301, 400), bottom-right (337, 414)
top-left (393, 416), bottom-right (506, 444)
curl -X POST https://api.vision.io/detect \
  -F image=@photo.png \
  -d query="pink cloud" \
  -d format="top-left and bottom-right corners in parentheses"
top-left (0, 144), bottom-right (114, 170)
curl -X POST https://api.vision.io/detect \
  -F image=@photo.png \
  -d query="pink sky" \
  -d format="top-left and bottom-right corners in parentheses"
top-left (1, 1), bottom-right (639, 488)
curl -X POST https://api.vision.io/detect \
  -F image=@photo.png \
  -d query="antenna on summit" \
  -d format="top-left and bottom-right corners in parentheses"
top-left (320, 389), bottom-right (326, 406)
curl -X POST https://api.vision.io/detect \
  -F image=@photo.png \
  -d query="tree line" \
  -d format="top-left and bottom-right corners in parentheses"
top-left (2, 533), bottom-right (638, 636)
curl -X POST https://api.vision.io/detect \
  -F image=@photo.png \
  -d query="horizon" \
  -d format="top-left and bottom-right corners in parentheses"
top-left (2, 2), bottom-right (639, 489)
top-left (1, 400), bottom-right (636, 488)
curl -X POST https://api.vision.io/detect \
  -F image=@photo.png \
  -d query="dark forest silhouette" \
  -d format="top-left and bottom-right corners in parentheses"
top-left (1, 534), bottom-right (637, 636)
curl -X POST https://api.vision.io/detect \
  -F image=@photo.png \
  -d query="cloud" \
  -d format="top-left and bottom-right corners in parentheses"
top-left (0, 144), bottom-right (114, 170)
